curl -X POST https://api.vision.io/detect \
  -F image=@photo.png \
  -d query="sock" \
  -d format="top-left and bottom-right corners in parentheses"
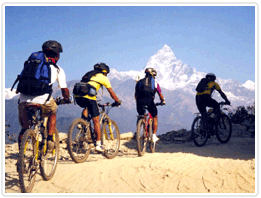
top-left (96, 140), bottom-right (101, 146)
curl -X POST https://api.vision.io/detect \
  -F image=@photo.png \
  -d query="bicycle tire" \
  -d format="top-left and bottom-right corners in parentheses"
top-left (149, 120), bottom-right (156, 153)
top-left (40, 128), bottom-right (59, 181)
top-left (215, 114), bottom-right (232, 143)
top-left (192, 116), bottom-right (208, 147)
top-left (68, 118), bottom-right (91, 163)
top-left (136, 118), bottom-right (147, 156)
top-left (101, 119), bottom-right (120, 159)
top-left (18, 129), bottom-right (37, 193)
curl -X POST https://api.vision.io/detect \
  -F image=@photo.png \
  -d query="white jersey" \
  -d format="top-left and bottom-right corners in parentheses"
top-left (19, 64), bottom-right (67, 104)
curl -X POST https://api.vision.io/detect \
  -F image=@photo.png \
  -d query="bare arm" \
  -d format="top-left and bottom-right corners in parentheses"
top-left (107, 87), bottom-right (120, 102)
top-left (217, 89), bottom-right (230, 104)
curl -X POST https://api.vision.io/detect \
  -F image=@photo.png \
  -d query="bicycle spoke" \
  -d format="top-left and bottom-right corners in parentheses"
top-left (192, 116), bottom-right (208, 147)
top-left (40, 128), bottom-right (59, 181)
top-left (18, 129), bottom-right (37, 193)
top-left (136, 119), bottom-right (147, 156)
top-left (216, 115), bottom-right (232, 143)
top-left (68, 118), bottom-right (90, 163)
top-left (102, 120), bottom-right (120, 159)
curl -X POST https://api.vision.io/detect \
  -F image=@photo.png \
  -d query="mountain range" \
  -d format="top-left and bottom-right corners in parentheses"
top-left (5, 44), bottom-right (255, 137)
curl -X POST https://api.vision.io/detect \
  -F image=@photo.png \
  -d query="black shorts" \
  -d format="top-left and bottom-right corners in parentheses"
top-left (75, 97), bottom-right (99, 118)
top-left (136, 98), bottom-right (157, 117)
top-left (196, 94), bottom-right (219, 115)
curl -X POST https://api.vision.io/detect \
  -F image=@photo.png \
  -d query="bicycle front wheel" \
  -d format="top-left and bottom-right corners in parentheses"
top-left (101, 119), bottom-right (120, 159)
top-left (40, 128), bottom-right (59, 181)
top-left (68, 118), bottom-right (91, 163)
top-left (136, 118), bottom-right (147, 156)
top-left (192, 116), bottom-right (208, 147)
top-left (18, 129), bottom-right (37, 193)
top-left (215, 114), bottom-right (232, 143)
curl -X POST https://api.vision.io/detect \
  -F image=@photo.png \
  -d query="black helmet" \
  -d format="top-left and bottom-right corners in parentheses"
top-left (206, 73), bottom-right (216, 81)
top-left (94, 62), bottom-right (110, 74)
top-left (145, 68), bottom-right (157, 77)
top-left (42, 40), bottom-right (63, 55)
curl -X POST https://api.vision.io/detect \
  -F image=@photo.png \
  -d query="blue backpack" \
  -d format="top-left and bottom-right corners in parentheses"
top-left (136, 76), bottom-right (156, 98)
top-left (11, 51), bottom-right (53, 96)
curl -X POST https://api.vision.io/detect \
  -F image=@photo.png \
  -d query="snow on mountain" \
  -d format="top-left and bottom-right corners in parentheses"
top-left (242, 80), bottom-right (255, 91)
top-left (109, 44), bottom-right (255, 103)
top-left (6, 44), bottom-right (255, 105)
top-left (5, 88), bottom-right (19, 100)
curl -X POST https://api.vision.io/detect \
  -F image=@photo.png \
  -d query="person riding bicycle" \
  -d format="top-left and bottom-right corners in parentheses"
top-left (134, 67), bottom-right (166, 142)
top-left (195, 73), bottom-right (231, 122)
top-left (74, 63), bottom-right (122, 152)
top-left (17, 40), bottom-right (70, 151)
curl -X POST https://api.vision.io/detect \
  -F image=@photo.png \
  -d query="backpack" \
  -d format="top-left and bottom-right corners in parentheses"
top-left (196, 78), bottom-right (209, 93)
top-left (11, 51), bottom-right (54, 97)
top-left (136, 76), bottom-right (156, 98)
top-left (73, 70), bottom-right (102, 97)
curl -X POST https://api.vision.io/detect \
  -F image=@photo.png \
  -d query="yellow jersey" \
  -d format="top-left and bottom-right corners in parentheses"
top-left (196, 81), bottom-right (221, 96)
top-left (75, 73), bottom-right (112, 100)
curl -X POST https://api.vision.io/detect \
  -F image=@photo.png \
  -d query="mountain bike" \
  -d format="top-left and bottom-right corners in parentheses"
top-left (136, 102), bottom-right (165, 156)
top-left (191, 101), bottom-right (232, 147)
top-left (67, 101), bottom-right (120, 163)
top-left (17, 97), bottom-right (71, 193)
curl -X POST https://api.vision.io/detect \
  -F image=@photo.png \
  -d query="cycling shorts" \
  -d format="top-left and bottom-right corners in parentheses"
top-left (75, 97), bottom-right (99, 118)
top-left (196, 94), bottom-right (219, 114)
top-left (18, 97), bottom-right (57, 129)
top-left (136, 98), bottom-right (157, 117)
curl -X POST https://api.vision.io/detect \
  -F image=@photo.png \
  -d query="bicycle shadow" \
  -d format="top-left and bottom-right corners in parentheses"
top-left (121, 136), bottom-right (255, 161)
top-left (5, 172), bottom-right (20, 192)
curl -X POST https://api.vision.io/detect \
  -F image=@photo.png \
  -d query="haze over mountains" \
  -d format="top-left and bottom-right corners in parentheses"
top-left (5, 45), bottom-right (255, 137)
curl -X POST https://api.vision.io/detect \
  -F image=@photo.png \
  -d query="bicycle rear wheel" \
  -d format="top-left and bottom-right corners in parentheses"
top-left (215, 114), bottom-right (232, 143)
top-left (18, 129), bottom-right (37, 193)
top-left (101, 119), bottom-right (120, 159)
top-left (40, 128), bottom-right (59, 181)
top-left (192, 116), bottom-right (208, 147)
top-left (136, 118), bottom-right (147, 156)
top-left (149, 121), bottom-right (156, 153)
top-left (68, 118), bottom-right (91, 163)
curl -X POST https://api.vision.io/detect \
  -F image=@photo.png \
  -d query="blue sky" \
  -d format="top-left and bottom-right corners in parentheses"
top-left (4, 5), bottom-right (256, 88)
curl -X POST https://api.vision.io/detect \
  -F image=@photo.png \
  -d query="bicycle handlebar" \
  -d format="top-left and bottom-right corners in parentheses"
top-left (155, 102), bottom-right (166, 106)
top-left (98, 101), bottom-right (120, 108)
top-left (219, 101), bottom-right (231, 106)
top-left (55, 96), bottom-right (73, 105)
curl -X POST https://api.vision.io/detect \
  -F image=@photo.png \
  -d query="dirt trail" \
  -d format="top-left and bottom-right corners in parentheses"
top-left (5, 135), bottom-right (255, 194)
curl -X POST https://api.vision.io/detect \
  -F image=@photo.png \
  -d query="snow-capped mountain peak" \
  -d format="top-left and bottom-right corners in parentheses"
top-left (242, 80), bottom-right (255, 91)
top-left (5, 88), bottom-right (19, 100)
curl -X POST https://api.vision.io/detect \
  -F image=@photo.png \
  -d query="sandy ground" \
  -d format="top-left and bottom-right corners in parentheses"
top-left (5, 132), bottom-right (256, 196)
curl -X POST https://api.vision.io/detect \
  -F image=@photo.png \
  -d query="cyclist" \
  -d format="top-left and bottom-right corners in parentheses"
top-left (74, 63), bottom-right (122, 152)
top-left (134, 68), bottom-right (166, 142)
top-left (18, 40), bottom-right (70, 151)
top-left (195, 73), bottom-right (231, 122)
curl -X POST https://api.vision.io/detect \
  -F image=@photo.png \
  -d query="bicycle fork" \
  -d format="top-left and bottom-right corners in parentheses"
top-left (104, 119), bottom-right (114, 140)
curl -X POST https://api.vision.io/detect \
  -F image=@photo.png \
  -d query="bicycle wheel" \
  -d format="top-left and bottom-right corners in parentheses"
top-left (215, 114), bottom-right (232, 143)
top-left (149, 120), bottom-right (156, 153)
top-left (192, 116), bottom-right (208, 147)
top-left (136, 118), bottom-right (147, 156)
top-left (68, 118), bottom-right (91, 163)
top-left (101, 119), bottom-right (120, 159)
top-left (18, 129), bottom-right (37, 193)
top-left (40, 128), bottom-right (59, 181)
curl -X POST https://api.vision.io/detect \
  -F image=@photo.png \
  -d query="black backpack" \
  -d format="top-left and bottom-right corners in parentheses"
top-left (73, 70), bottom-right (102, 97)
top-left (196, 78), bottom-right (210, 93)
top-left (136, 76), bottom-right (156, 98)
top-left (11, 51), bottom-right (56, 98)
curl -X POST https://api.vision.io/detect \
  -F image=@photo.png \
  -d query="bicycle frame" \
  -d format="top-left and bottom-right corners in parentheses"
top-left (99, 104), bottom-right (115, 140)
top-left (86, 103), bottom-right (116, 142)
